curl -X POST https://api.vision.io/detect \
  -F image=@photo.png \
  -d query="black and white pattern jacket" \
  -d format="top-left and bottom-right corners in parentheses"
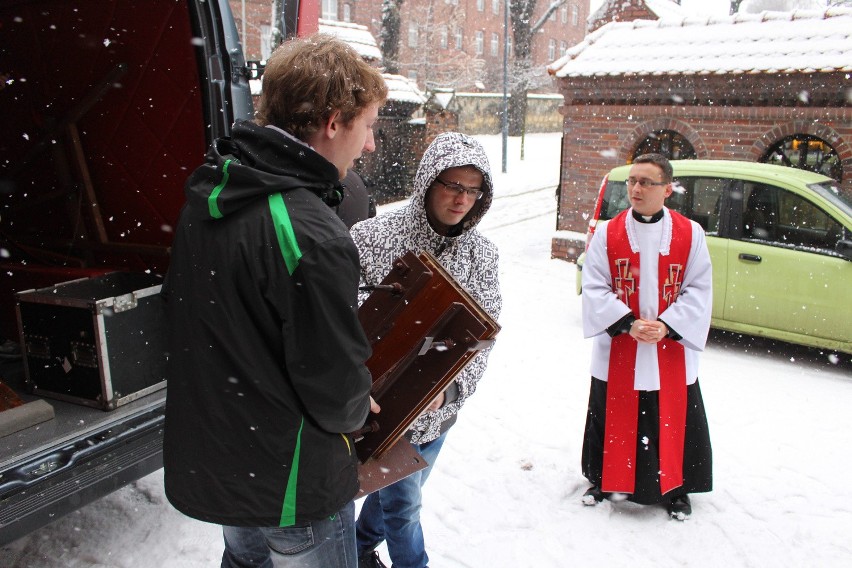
top-left (350, 132), bottom-right (502, 444)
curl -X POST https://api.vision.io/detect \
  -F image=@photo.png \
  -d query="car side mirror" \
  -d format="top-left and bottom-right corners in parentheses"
top-left (836, 239), bottom-right (852, 261)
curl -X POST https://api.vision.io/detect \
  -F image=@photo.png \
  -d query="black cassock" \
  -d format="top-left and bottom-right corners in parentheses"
top-left (581, 377), bottom-right (713, 505)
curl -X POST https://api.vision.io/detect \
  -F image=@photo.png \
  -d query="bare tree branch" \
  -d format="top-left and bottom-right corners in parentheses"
top-left (532, 0), bottom-right (568, 33)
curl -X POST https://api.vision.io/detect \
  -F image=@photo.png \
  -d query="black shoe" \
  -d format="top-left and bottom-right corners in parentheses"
top-left (582, 485), bottom-right (606, 506)
top-left (359, 551), bottom-right (388, 568)
top-left (667, 494), bottom-right (692, 520)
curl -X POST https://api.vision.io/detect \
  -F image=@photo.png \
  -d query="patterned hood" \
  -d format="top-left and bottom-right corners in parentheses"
top-left (349, 132), bottom-right (502, 445)
top-left (410, 131), bottom-right (494, 235)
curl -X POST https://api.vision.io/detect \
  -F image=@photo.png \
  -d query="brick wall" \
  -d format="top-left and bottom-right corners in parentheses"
top-left (556, 104), bottom-right (852, 235)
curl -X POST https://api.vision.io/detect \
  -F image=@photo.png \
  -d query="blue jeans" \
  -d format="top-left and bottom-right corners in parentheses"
top-left (221, 500), bottom-right (357, 568)
top-left (356, 433), bottom-right (448, 568)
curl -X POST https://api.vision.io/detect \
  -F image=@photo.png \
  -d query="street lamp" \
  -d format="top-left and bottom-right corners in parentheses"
top-left (501, 0), bottom-right (509, 173)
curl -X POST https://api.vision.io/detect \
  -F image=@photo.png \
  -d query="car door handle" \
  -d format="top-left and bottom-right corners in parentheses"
top-left (738, 253), bottom-right (762, 262)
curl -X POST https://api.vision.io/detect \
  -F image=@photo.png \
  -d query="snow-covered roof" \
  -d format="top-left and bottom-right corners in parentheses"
top-left (430, 90), bottom-right (455, 110)
top-left (554, 7), bottom-right (852, 78)
top-left (318, 18), bottom-right (382, 61)
top-left (382, 73), bottom-right (428, 105)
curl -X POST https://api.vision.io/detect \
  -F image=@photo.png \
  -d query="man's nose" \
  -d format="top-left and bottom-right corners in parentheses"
top-left (363, 130), bottom-right (376, 153)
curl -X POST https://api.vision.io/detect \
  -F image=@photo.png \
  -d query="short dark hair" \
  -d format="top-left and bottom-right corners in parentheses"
top-left (254, 34), bottom-right (388, 141)
top-left (632, 153), bottom-right (673, 182)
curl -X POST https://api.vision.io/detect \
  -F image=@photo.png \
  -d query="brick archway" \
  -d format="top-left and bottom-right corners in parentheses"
top-left (618, 117), bottom-right (709, 162)
top-left (751, 121), bottom-right (852, 183)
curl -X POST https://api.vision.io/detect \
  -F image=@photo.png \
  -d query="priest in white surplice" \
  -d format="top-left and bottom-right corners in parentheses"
top-left (580, 153), bottom-right (713, 521)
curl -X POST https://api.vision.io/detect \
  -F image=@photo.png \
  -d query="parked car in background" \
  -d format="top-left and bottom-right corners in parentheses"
top-left (575, 160), bottom-right (852, 355)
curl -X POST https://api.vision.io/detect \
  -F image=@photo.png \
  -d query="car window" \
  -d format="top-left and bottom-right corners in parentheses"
top-left (741, 183), bottom-right (778, 241)
top-left (600, 176), bottom-right (725, 235)
top-left (808, 180), bottom-right (852, 219)
top-left (740, 182), bottom-right (843, 254)
top-left (670, 177), bottom-right (726, 235)
top-left (600, 180), bottom-right (629, 221)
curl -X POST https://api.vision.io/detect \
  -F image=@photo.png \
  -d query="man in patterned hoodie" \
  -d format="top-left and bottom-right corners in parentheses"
top-left (350, 132), bottom-right (502, 568)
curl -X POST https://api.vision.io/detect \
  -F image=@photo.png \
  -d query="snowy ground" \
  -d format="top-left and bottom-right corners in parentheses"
top-left (4, 132), bottom-right (851, 567)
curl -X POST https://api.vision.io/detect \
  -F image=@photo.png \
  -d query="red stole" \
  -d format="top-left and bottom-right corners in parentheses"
top-left (602, 209), bottom-right (692, 496)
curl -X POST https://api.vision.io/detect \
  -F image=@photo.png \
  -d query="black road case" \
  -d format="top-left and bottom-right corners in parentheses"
top-left (15, 272), bottom-right (167, 410)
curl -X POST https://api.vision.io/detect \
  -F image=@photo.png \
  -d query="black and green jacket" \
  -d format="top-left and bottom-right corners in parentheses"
top-left (162, 120), bottom-right (372, 527)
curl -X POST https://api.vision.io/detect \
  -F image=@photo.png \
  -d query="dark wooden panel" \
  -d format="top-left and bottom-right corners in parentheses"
top-left (354, 251), bottom-right (500, 489)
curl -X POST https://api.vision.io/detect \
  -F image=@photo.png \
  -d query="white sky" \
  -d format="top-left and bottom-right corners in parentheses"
top-left (5, 132), bottom-right (851, 567)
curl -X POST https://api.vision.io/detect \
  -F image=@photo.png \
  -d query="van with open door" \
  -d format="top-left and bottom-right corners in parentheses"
top-left (0, 0), bottom-right (254, 544)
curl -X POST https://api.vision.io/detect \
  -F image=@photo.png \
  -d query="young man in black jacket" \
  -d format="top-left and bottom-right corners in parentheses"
top-left (162, 34), bottom-right (387, 567)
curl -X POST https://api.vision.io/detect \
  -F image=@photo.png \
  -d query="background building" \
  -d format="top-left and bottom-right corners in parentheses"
top-left (230, 0), bottom-right (275, 60)
top-left (548, 3), bottom-right (852, 260)
top-left (231, 1), bottom-right (591, 93)
top-left (364, 0), bottom-right (591, 92)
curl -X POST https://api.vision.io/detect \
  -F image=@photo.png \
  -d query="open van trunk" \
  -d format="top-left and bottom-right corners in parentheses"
top-left (0, 0), bottom-right (252, 544)
top-left (0, 0), bottom-right (252, 339)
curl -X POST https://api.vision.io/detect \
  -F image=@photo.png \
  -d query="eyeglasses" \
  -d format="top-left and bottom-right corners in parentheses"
top-left (434, 178), bottom-right (484, 200)
top-left (626, 177), bottom-right (669, 188)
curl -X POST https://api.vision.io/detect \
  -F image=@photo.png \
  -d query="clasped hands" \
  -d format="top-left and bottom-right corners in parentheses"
top-left (629, 318), bottom-right (668, 344)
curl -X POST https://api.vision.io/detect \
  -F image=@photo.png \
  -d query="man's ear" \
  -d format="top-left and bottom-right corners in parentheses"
top-left (324, 110), bottom-right (341, 140)
top-left (664, 183), bottom-right (674, 198)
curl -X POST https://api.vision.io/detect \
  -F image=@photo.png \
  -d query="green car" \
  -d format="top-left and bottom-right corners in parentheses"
top-left (575, 160), bottom-right (852, 355)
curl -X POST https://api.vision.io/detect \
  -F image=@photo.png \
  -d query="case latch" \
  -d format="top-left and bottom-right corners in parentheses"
top-left (112, 292), bottom-right (138, 313)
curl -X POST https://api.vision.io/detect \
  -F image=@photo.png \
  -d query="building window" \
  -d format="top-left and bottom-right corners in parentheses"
top-left (440, 26), bottom-right (448, 49)
top-left (549, 8), bottom-right (556, 21)
top-left (761, 134), bottom-right (842, 182)
top-left (632, 130), bottom-right (697, 161)
top-left (343, 3), bottom-right (351, 22)
top-left (455, 28), bottom-right (463, 50)
top-left (560, 40), bottom-right (567, 57)
top-left (561, 6), bottom-right (568, 24)
top-left (572, 4), bottom-right (579, 26)
top-left (408, 70), bottom-right (418, 83)
top-left (491, 32), bottom-right (499, 56)
top-left (321, 0), bottom-right (338, 20)
top-left (260, 24), bottom-right (272, 60)
top-left (492, 0), bottom-right (500, 15)
top-left (477, 0), bottom-right (485, 12)
top-left (475, 31), bottom-right (484, 55)
top-left (507, 34), bottom-right (512, 54)
top-left (548, 38), bottom-right (556, 61)
top-left (408, 23), bottom-right (418, 48)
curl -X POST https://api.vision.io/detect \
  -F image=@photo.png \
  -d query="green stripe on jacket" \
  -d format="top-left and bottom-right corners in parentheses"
top-left (279, 417), bottom-right (304, 526)
top-left (208, 159), bottom-right (232, 219)
top-left (268, 193), bottom-right (303, 275)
